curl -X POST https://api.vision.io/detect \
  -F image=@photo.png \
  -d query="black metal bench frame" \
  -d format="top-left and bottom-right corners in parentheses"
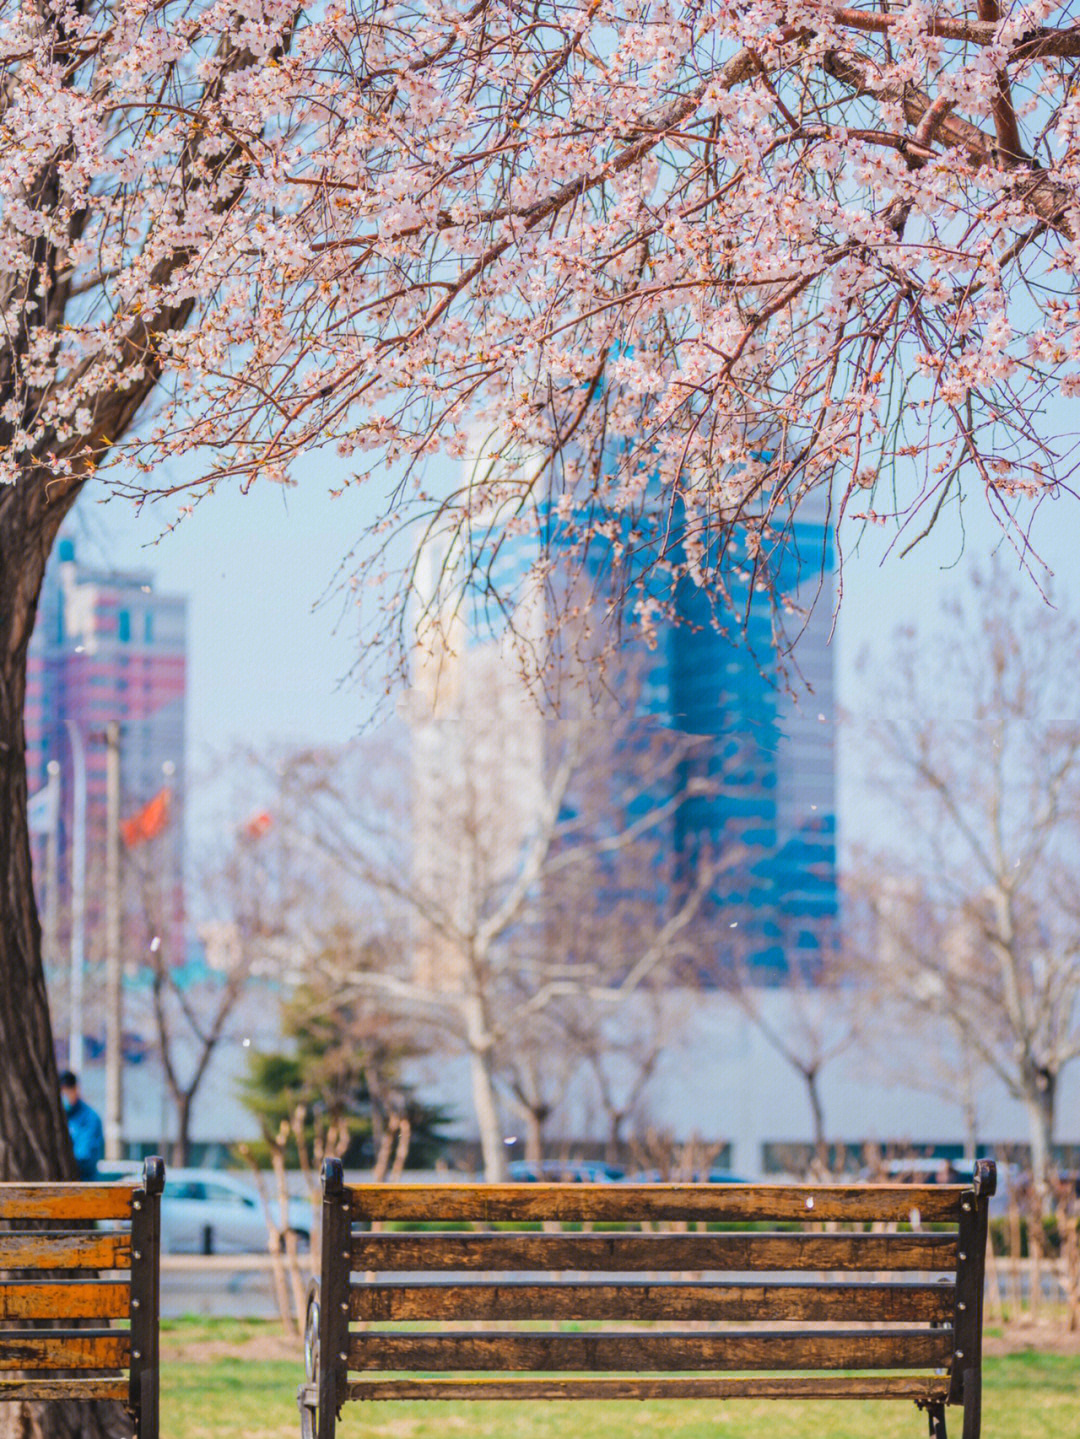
top-left (299, 1157), bottom-right (995, 1439)
top-left (0, 1155), bottom-right (163, 1437)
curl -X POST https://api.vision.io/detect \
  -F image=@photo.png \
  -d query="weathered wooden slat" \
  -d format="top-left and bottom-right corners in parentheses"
top-left (350, 1231), bottom-right (956, 1274)
top-left (0, 1232), bottom-right (131, 1272)
top-left (351, 1278), bottom-right (954, 1324)
top-left (0, 1331), bottom-right (130, 1372)
top-left (0, 1377), bottom-right (129, 1402)
top-left (0, 1185), bottom-right (133, 1223)
top-left (349, 1183), bottom-right (962, 1226)
top-left (345, 1374), bottom-right (951, 1402)
top-left (348, 1328), bottom-right (953, 1373)
top-left (0, 1281), bottom-right (130, 1321)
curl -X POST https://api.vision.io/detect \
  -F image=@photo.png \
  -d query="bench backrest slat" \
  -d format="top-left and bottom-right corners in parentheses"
top-left (0, 1280), bottom-right (130, 1321)
top-left (351, 1229), bottom-right (957, 1273)
top-left (0, 1186), bottom-right (136, 1223)
top-left (351, 1278), bottom-right (955, 1324)
top-left (0, 1330), bottom-right (131, 1372)
top-left (349, 1183), bottom-right (960, 1225)
top-left (343, 1374), bottom-right (949, 1403)
top-left (349, 1328), bottom-right (955, 1374)
top-left (0, 1377), bottom-right (129, 1402)
top-left (0, 1231), bottom-right (131, 1271)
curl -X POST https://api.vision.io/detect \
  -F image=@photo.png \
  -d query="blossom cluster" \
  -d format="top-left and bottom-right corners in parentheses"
top-left (3, 0), bottom-right (1079, 624)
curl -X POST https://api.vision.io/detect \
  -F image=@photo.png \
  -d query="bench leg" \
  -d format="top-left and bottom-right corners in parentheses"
top-left (961, 1367), bottom-right (981, 1439)
top-left (298, 1382), bottom-right (317, 1439)
top-left (927, 1401), bottom-right (948, 1439)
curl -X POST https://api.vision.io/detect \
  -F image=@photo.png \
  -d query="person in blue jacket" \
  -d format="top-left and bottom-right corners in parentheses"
top-left (59, 1070), bottom-right (104, 1180)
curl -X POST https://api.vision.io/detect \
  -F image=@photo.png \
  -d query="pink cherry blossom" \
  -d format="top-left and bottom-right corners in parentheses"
top-left (3, 0), bottom-right (1080, 644)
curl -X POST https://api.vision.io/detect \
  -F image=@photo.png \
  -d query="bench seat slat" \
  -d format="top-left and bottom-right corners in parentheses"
top-left (350, 1184), bottom-right (962, 1226)
top-left (0, 1377), bottom-right (129, 1402)
top-left (0, 1331), bottom-right (130, 1372)
top-left (351, 1231), bottom-right (956, 1274)
top-left (0, 1186), bottom-right (134, 1223)
top-left (352, 1279), bottom-right (954, 1324)
top-left (342, 1374), bottom-right (951, 1402)
top-left (0, 1281), bottom-right (130, 1321)
top-left (0, 1233), bottom-right (131, 1272)
top-left (348, 1328), bottom-right (954, 1373)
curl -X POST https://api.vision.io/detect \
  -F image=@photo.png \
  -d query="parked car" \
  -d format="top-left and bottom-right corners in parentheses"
top-left (870, 1158), bottom-right (981, 1185)
top-left (857, 1157), bottom-right (1011, 1217)
top-left (508, 1160), bottom-right (626, 1183)
top-left (627, 1168), bottom-right (750, 1184)
top-left (97, 1160), bottom-right (144, 1183)
top-left (156, 1168), bottom-right (312, 1254)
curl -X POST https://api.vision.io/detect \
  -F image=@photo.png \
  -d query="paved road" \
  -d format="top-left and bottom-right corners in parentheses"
top-left (162, 1257), bottom-right (309, 1319)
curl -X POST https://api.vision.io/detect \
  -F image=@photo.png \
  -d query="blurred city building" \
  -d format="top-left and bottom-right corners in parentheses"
top-left (27, 531), bottom-right (187, 1047)
top-left (410, 446), bottom-right (837, 983)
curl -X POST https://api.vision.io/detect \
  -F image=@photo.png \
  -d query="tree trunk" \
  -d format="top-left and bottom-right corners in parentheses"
top-left (606, 1113), bottom-right (625, 1166)
top-left (958, 1036), bottom-right (979, 1162)
top-left (524, 1109), bottom-right (544, 1166)
top-left (172, 1093), bottom-right (194, 1167)
top-left (0, 489), bottom-right (127, 1437)
top-left (462, 993), bottom-right (506, 1181)
top-left (804, 1067), bottom-right (827, 1174)
top-left (1021, 1065), bottom-right (1057, 1207)
top-left (469, 1042), bottom-right (507, 1182)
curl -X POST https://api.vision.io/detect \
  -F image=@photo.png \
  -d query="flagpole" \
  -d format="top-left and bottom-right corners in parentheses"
top-left (105, 721), bottom-right (123, 1161)
top-left (64, 720), bottom-right (86, 1075)
top-left (43, 760), bottom-right (60, 976)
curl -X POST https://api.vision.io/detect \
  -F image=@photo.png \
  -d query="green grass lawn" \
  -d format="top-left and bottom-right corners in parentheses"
top-left (160, 1322), bottom-right (1078, 1439)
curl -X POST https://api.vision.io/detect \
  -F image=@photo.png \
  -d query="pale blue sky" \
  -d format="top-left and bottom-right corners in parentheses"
top-left (66, 459), bottom-right (1080, 857)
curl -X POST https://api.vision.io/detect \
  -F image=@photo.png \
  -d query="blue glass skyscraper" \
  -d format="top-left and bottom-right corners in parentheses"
top-left (658, 496), bottom-right (838, 980)
top-left (414, 443), bottom-right (838, 984)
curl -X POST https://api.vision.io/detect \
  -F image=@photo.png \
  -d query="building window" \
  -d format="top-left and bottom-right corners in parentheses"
top-left (118, 610), bottom-right (131, 642)
top-left (144, 612), bottom-right (154, 643)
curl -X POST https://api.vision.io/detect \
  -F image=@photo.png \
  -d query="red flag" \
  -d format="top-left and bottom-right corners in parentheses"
top-left (121, 788), bottom-right (172, 847)
top-left (243, 810), bottom-right (273, 840)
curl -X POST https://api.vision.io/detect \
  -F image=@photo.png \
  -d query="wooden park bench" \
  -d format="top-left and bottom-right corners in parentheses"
top-left (0, 1156), bottom-right (163, 1437)
top-left (299, 1157), bottom-right (995, 1439)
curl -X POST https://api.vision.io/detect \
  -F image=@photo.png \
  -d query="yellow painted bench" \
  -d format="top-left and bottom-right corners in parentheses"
top-left (0, 1157), bottom-right (163, 1437)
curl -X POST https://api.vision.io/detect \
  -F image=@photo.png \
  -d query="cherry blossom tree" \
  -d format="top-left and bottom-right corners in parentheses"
top-left (3, 0), bottom-right (1080, 1231)
top-left (5, 11), bottom-right (1078, 1424)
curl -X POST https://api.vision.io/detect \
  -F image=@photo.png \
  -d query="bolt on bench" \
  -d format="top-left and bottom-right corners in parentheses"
top-left (300, 1158), bottom-right (995, 1439)
top-left (0, 1156), bottom-right (163, 1437)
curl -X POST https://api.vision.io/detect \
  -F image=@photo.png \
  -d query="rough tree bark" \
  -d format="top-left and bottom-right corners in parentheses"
top-left (464, 993), bottom-right (507, 1183)
top-left (0, 7), bottom-right (280, 1425)
top-left (0, 484), bottom-right (131, 1439)
top-left (0, 484), bottom-right (78, 1188)
top-left (803, 1064), bottom-right (828, 1174)
top-left (1022, 1067), bottom-right (1057, 1208)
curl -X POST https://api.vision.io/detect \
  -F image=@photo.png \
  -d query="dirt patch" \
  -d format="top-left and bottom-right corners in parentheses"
top-left (163, 1328), bottom-right (303, 1364)
top-left (984, 1320), bottom-right (1080, 1357)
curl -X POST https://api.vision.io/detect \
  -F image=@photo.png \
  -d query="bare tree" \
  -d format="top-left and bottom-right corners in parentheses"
top-left (845, 871), bottom-right (993, 1164)
top-left (564, 980), bottom-right (694, 1167)
top-left (275, 663), bottom-right (733, 1180)
top-left (855, 568), bottom-right (1080, 1199)
top-left (124, 817), bottom-right (284, 1164)
top-left (724, 938), bottom-right (861, 1175)
top-left (525, 832), bottom-right (705, 1166)
top-left (496, 1003), bottom-right (579, 1167)
top-left (238, 932), bottom-right (438, 1333)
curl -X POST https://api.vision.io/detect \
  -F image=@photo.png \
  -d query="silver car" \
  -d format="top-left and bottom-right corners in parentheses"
top-left (159, 1168), bottom-right (313, 1254)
